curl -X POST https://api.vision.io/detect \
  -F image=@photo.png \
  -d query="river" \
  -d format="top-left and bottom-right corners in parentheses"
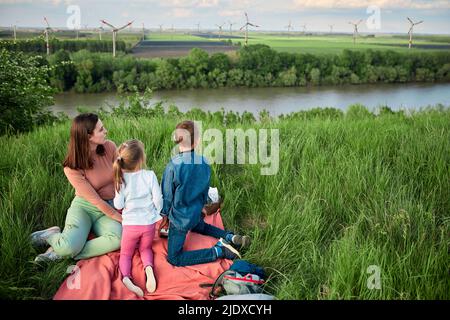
top-left (51, 83), bottom-right (450, 117)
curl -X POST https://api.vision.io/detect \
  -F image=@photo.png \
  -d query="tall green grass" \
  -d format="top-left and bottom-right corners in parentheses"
top-left (0, 105), bottom-right (449, 299)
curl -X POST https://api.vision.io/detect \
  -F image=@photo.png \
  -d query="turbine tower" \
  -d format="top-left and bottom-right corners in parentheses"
top-left (159, 24), bottom-right (163, 34)
top-left (301, 24), bottom-right (307, 35)
top-left (349, 19), bottom-right (363, 44)
top-left (101, 19), bottom-right (133, 57)
top-left (228, 21), bottom-right (236, 36)
top-left (43, 17), bottom-right (56, 55)
top-left (407, 17), bottom-right (423, 49)
top-left (196, 22), bottom-right (200, 33)
top-left (239, 12), bottom-right (259, 46)
top-left (98, 26), bottom-right (104, 40)
top-left (215, 23), bottom-right (225, 39)
top-left (285, 20), bottom-right (293, 37)
top-left (329, 24), bottom-right (334, 34)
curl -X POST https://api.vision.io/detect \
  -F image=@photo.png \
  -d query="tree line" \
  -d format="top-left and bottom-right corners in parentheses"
top-left (0, 38), bottom-right (127, 54)
top-left (41, 45), bottom-right (450, 93)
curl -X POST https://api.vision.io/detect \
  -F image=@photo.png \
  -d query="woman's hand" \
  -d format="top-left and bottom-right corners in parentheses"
top-left (113, 212), bottom-right (123, 223)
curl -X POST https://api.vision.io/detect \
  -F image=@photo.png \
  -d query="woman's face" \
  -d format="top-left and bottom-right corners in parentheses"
top-left (89, 119), bottom-right (107, 145)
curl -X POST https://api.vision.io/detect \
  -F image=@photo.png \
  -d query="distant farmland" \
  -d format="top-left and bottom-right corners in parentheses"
top-left (131, 40), bottom-right (238, 58)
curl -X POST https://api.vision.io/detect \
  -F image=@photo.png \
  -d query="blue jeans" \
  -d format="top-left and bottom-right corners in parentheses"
top-left (167, 219), bottom-right (232, 267)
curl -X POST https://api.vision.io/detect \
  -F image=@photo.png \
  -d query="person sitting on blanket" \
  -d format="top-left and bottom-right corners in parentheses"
top-left (158, 120), bottom-right (251, 267)
top-left (113, 139), bottom-right (162, 297)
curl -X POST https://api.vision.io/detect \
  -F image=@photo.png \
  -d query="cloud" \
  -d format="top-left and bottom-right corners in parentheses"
top-left (292, 0), bottom-right (450, 9)
top-left (218, 10), bottom-right (241, 17)
top-left (197, 0), bottom-right (218, 7)
top-left (172, 8), bottom-right (193, 17)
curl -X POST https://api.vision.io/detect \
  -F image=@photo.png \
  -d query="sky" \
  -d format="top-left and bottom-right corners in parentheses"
top-left (0, 0), bottom-right (449, 34)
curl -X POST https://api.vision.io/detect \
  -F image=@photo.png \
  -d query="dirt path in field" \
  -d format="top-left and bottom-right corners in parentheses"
top-left (130, 40), bottom-right (238, 58)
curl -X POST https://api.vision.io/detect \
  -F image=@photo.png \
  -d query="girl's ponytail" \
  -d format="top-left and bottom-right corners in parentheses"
top-left (113, 156), bottom-right (124, 193)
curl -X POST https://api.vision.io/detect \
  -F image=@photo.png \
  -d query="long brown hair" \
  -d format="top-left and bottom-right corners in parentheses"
top-left (113, 139), bottom-right (146, 192)
top-left (63, 113), bottom-right (105, 170)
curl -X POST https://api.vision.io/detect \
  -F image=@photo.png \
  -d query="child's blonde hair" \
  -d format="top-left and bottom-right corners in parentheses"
top-left (113, 139), bottom-right (146, 192)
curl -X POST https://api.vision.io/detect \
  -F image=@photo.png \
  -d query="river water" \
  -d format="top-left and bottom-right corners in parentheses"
top-left (51, 83), bottom-right (450, 117)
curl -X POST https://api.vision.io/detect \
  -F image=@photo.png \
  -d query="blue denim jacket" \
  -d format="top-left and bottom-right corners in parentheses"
top-left (161, 150), bottom-right (211, 231)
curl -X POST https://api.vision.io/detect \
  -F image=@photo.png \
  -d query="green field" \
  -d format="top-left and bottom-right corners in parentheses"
top-left (2, 29), bottom-right (449, 55)
top-left (0, 104), bottom-right (449, 299)
top-left (245, 34), bottom-right (450, 54)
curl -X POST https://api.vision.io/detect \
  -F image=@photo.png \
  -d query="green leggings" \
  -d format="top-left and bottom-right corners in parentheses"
top-left (47, 196), bottom-right (122, 260)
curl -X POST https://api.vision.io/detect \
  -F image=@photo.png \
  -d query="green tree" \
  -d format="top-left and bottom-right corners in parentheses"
top-left (0, 49), bottom-right (55, 135)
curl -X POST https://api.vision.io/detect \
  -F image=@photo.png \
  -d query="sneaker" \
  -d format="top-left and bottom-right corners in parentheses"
top-left (230, 234), bottom-right (251, 250)
top-left (215, 238), bottom-right (241, 260)
top-left (123, 277), bottom-right (144, 297)
top-left (145, 266), bottom-right (157, 293)
top-left (30, 226), bottom-right (61, 247)
top-left (34, 247), bottom-right (63, 262)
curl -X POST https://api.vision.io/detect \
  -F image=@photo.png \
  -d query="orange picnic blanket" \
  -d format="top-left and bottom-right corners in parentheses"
top-left (53, 210), bottom-right (232, 300)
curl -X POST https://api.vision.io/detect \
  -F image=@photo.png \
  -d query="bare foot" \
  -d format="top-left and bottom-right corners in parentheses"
top-left (122, 276), bottom-right (144, 297)
top-left (145, 266), bottom-right (156, 293)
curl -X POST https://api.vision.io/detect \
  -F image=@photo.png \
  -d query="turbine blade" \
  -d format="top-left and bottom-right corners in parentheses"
top-left (44, 17), bottom-right (50, 28)
top-left (407, 17), bottom-right (413, 24)
top-left (101, 20), bottom-right (116, 29)
top-left (415, 21), bottom-right (423, 25)
top-left (117, 21), bottom-right (133, 31)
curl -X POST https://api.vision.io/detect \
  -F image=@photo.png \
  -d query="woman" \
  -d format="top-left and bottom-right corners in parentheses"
top-left (31, 113), bottom-right (122, 261)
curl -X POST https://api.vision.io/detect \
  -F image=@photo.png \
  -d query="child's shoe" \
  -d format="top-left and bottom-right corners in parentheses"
top-left (145, 266), bottom-right (156, 293)
top-left (230, 234), bottom-right (251, 249)
top-left (123, 277), bottom-right (144, 297)
top-left (214, 238), bottom-right (241, 260)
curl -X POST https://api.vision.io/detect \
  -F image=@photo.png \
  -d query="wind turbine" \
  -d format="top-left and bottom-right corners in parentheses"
top-left (239, 12), bottom-right (259, 46)
top-left (101, 19), bottom-right (133, 57)
top-left (407, 17), bottom-right (423, 49)
top-left (329, 24), bottom-right (334, 34)
top-left (196, 22), bottom-right (200, 33)
top-left (285, 20), bottom-right (293, 37)
top-left (142, 23), bottom-right (145, 41)
top-left (215, 23), bottom-right (225, 39)
top-left (98, 26), bottom-right (104, 40)
top-left (300, 24), bottom-right (307, 35)
top-left (228, 21), bottom-right (236, 36)
top-left (43, 17), bottom-right (57, 55)
top-left (349, 19), bottom-right (363, 44)
top-left (159, 24), bottom-right (163, 34)
top-left (12, 24), bottom-right (17, 41)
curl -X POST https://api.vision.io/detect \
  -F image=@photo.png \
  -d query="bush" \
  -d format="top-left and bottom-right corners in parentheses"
top-left (0, 49), bottom-right (56, 135)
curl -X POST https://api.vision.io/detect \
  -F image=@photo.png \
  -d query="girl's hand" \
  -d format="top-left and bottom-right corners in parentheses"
top-left (159, 216), bottom-right (169, 233)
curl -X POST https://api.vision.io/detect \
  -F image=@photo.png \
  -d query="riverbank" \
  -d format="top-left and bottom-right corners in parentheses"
top-left (0, 105), bottom-right (448, 299)
top-left (51, 82), bottom-right (450, 117)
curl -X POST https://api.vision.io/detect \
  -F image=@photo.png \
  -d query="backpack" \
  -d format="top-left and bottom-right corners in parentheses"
top-left (200, 260), bottom-right (266, 299)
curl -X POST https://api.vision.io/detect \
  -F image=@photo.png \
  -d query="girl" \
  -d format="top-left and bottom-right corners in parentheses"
top-left (159, 120), bottom-right (250, 267)
top-left (113, 139), bottom-right (163, 297)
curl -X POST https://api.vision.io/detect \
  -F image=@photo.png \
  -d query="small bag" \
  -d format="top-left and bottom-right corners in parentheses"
top-left (200, 260), bottom-right (266, 299)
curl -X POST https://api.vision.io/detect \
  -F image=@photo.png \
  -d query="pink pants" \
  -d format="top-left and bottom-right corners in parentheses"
top-left (119, 224), bottom-right (156, 278)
